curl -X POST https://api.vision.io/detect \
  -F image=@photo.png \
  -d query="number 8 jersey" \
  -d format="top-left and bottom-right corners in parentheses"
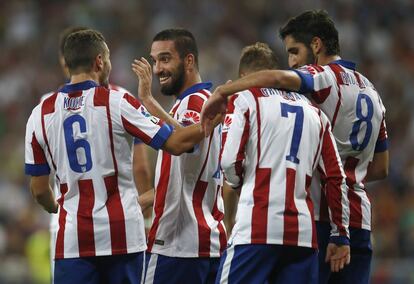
top-left (293, 60), bottom-right (389, 231)
top-left (24, 80), bottom-right (173, 259)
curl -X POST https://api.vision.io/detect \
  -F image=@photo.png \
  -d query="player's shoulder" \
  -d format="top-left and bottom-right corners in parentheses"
top-left (108, 83), bottom-right (132, 95)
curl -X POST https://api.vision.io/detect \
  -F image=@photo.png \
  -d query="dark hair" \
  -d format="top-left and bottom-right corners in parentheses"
top-left (279, 10), bottom-right (340, 56)
top-left (238, 42), bottom-right (279, 75)
top-left (59, 26), bottom-right (89, 56)
top-left (153, 28), bottom-right (199, 68)
top-left (63, 29), bottom-right (107, 73)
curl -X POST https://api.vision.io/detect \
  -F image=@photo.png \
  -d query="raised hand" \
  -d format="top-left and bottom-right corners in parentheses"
top-left (132, 57), bottom-right (153, 102)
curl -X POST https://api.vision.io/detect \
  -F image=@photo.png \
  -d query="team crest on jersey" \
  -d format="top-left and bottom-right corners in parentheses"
top-left (222, 114), bottom-right (233, 133)
top-left (182, 111), bottom-right (200, 125)
top-left (64, 96), bottom-right (85, 111)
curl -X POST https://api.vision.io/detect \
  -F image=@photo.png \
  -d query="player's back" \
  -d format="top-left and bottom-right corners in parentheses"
top-left (29, 82), bottom-right (148, 259)
top-left (300, 61), bottom-right (387, 229)
top-left (222, 87), bottom-right (329, 248)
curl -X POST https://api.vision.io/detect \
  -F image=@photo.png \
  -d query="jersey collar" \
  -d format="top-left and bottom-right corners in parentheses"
top-left (59, 80), bottom-right (99, 93)
top-left (331, 59), bottom-right (356, 71)
top-left (177, 82), bottom-right (213, 101)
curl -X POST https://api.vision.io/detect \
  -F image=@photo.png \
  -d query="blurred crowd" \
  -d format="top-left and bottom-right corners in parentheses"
top-left (0, 0), bottom-right (413, 283)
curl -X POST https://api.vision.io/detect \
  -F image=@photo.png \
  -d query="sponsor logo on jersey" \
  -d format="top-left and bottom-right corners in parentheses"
top-left (222, 114), bottom-right (233, 133)
top-left (182, 111), bottom-right (200, 124)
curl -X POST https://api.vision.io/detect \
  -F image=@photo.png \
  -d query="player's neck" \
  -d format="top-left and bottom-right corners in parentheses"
top-left (70, 73), bottom-right (99, 85)
top-left (175, 73), bottom-right (202, 98)
top-left (317, 54), bottom-right (341, 66)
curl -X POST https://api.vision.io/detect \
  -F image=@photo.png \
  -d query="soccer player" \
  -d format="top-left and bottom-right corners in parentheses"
top-left (45, 26), bottom-right (155, 282)
top-left (25, 29), bottom-right (221, 284)
top-left (131, 28), bottom-right (226, 284)
top-left (216, 42), bottom-right (350, 284)
top-left (201, 10), bottom-right (389, 284)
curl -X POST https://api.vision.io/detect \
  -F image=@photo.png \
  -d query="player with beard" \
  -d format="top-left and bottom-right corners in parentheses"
top-left (132, 28), bottom-right (226, 284)
top-left (201, 10), bottom-right (389, 284)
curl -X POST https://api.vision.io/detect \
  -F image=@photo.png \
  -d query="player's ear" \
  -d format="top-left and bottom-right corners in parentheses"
top-left (95, 54), bottom-right (104, 71)
top-left (310, 37), bottom-right (323, 56)
top-left (184, 54), bottom-right (195, 70)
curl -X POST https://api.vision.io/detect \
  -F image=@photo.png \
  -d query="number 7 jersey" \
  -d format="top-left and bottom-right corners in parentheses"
top-left (24, 80), bottom-right (173, 259)
top-left (293, 60), bottom-right (388, 231)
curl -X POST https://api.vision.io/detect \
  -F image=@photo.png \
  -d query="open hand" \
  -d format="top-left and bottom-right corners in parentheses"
top-left (132, 57), bottom-right (153, 101)
top-left (325, 243), bottom-right (351, 272)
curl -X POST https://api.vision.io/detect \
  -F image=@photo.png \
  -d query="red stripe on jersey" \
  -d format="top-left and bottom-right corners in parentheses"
top-left (170, 102), bottom-right (181, 117)
top-left (121, 116), bottom-right (152, 144)
top-left (192, 180), bottom-right (211, 257)
top-left (68, 91), bottom-right (82, 98)
top-left (312, 86), bottom-right (331, 104)
top-left (317, 167), bottom-right (330, 222)
top-left (378, 118), bottom-right (388, 141)
top-left (227, 95), bottom-right (238, 113)
top-left (147, 152), bottom-right (171, 252)
top-left (198, 89), bottom-right (211, 100)
top-left (251, 168), bottom-right (271, 243)
top-left (305, 174), bottom-right (317, 248)
top-left (311, 64), bottom-right (324, 73)
top-left (353, 71), bottom-right (363, 88)
top-left (187, 94), bottom-right (205, 113)
top-left (328, 64), bottom-right (344, 85)
top-left (283, 168), bottom-right (299, 246)
top-left (251, 89), bottom-right (263, 162)
top-left (122, 93), bottom-right (142, 109)
top-left (344, 156), bottom-right (362, 228)
top-left (31, 132), bottom-right (47, 164)
top-left (192, 134), bottom-right (214, 256)
top-left (55, 183), bottom-right (68, 259)
top-left (104, 175), bottom-right (127, 254)
top-left (321, 123), bottom-right (346, 235)
top-left (212, 185), bottom-right (227, 254)
top-left (77, 179), bottom-right (96, 257)
top-left (234, 110), bottom-right (250, 184)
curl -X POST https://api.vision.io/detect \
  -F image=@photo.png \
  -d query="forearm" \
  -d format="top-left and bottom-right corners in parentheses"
top-left (141, 96), bottom-right (182, 129)
top-left (138, 189), bottom-right (154, 211)
top-left (215, 70), bottom-right (300, 98)
top-left (366, 151), bottom-right (389, 182)
top-left (31, 185), bottom-right (58, 213)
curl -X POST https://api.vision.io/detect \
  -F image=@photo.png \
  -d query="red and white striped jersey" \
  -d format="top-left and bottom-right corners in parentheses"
top-left (293, 60), bottom-right (388, 231)
top-left (221, 87), bottom-right (349, 249)
top-left (147, 82), bottom-right (227, 258)
top-left (46, 84), bottom-right (134, 235)
top-left (25, 80), bottom-right (173, 259)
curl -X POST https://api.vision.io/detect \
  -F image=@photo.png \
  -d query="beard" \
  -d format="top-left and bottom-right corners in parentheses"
top-left (306, 47), bottom-right (316, 66)
top-left (159, 62), bottom-right (185, 96)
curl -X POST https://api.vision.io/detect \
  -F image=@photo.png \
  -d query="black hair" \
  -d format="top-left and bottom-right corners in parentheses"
top-left (63, 29), bottom-right (107, 73)
top-left (279, 10), bottom-right (340, 56)
top-left (153, 28), bottom-right (199, 67)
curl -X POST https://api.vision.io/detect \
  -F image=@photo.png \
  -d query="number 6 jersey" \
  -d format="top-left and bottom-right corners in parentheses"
top-left (25, 80), bottom-right (173, 259)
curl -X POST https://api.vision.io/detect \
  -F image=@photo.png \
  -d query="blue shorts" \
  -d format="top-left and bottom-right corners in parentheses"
top-left (144, 253), bottom-right (220, 284)
top-left (216, 244), bottom-right (318, 284)
top-left (54, 252), bottom-right (144, 284)
top-left (316, 221), bottom-right (372, 284)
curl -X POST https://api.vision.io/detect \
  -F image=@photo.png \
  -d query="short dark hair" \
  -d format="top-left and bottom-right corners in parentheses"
top-left (59, 26), bottom-right (89, 56)
top-left (279, 10), bottom-right (340, 56)
top-left (153, 28), bottom-right (199, 68)
top-left (238, 42), bottom-right (279, 75)
top-left (63, 29), bottom-right (107, 73)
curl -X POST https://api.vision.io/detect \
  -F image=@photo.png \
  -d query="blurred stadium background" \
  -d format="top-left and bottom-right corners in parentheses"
top-left (0, 0), bottom-right (413, 283)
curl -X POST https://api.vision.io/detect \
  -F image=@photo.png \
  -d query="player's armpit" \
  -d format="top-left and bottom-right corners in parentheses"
top-left (366, 150), bottom-right (389, 182)
top-left (30, 175), bottom-right (58, 214)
